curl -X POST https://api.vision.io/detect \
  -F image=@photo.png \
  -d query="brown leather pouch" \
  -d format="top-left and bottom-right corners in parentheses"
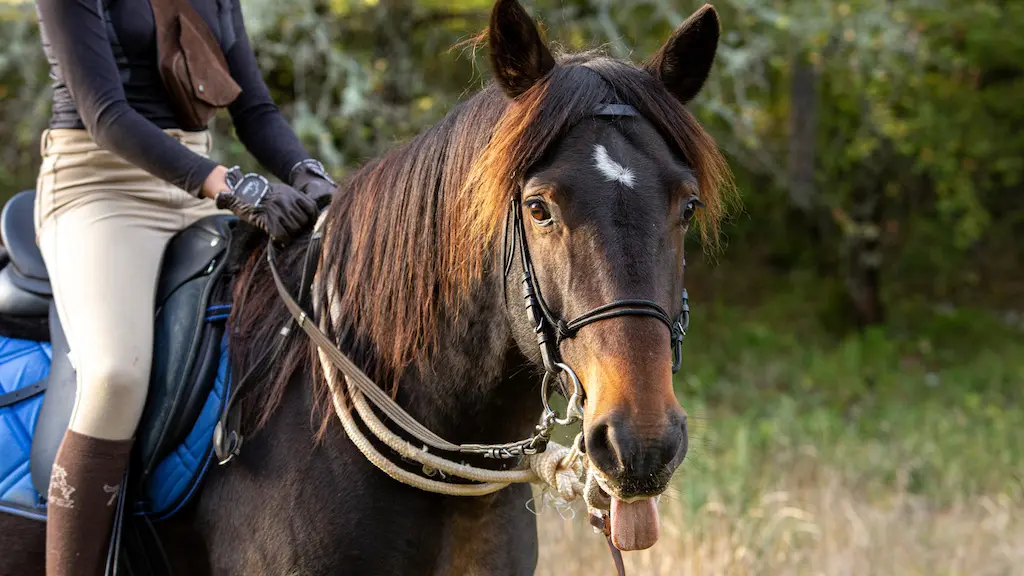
top-left (150, 0), bottom-right (241, 130)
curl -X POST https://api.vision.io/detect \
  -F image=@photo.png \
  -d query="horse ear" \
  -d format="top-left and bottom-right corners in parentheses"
top-left (643, 4), bottom-right (721, 104)
top-left (489, 0), bottom-right (555, 98)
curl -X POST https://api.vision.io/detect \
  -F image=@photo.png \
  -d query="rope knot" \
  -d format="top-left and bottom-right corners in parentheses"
top-left (528, 441), bottom-right (585, 503)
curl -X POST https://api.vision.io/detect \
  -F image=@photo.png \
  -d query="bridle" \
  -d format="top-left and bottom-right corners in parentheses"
top-left (503, 102), bottom-right (691, 431)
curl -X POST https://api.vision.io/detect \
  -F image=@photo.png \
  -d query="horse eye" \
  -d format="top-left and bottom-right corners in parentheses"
top-left (527, 199), bottom-right (553, 225)
top-left (682, 197), bottom-right (704, 223)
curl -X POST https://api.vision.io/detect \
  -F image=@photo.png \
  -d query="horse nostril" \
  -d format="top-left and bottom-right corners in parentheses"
top-left (584, 418), bottom-right (620, 475)
top-left (674, 409), bottom-right (689, 462)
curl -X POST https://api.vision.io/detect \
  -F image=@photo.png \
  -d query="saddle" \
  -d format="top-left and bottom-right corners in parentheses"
top-left (0, 189), bottom-right (237, 526)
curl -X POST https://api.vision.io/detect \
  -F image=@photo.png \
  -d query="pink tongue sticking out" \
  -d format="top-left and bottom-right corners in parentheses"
top-left (610, 497), bottom-right (661, 551)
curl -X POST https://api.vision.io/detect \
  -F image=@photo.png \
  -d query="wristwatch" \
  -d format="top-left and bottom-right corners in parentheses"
top-left (217, 166), bottom-right (271, 209)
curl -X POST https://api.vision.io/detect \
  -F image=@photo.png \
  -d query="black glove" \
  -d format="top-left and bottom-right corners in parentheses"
top-left (289, 159), bottom-right (337, 209)
top-left (216, 167), bottom-right (317, 242)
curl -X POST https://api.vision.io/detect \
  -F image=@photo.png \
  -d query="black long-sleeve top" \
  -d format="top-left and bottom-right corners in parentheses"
top-left (35, 0), bottom-right (310, 195)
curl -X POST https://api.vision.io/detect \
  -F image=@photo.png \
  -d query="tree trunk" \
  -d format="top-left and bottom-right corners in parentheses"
top-left (843, 171), bottom-right (886, 328)
top-left (787, 55), bottom-right (818, 213)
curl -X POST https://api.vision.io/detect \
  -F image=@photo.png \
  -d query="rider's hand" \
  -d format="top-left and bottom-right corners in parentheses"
top-left (289, 159), bottom-right (336, 209)
top-left (214, 167), bottom-right (317, 242)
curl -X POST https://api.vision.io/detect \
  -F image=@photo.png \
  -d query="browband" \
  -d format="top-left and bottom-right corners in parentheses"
top-left (592, 103), bottom-right (640, 117)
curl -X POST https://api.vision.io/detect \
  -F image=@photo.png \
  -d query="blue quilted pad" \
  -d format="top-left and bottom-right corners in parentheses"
top-left (139, 335), bottom-right (230, 519)
top-left (0, 335), bottom-right (229, 522)
top-left (0, 338), bottom-right (51, 516)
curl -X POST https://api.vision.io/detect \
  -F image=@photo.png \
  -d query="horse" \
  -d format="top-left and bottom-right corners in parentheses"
top-left (0, 0), bottom-right (733, 573)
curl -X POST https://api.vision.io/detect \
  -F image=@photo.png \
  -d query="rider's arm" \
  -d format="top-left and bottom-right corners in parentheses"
top-left (35, 0), bottom-right (221, 197)
top-left (222, 0), bottom-right (313, 185)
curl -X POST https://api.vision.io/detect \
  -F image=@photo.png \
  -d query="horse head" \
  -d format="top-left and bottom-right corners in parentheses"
top-left (483, 0), bottom-right (728, 551)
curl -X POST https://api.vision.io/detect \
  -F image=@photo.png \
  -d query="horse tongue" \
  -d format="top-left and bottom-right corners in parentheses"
top-left (609, 497), bottom-right (660, 551)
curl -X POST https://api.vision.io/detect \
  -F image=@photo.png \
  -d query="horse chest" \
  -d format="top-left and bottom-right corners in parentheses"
top-left (194, 460), bottom-right (538, 575)
top-left (185, 383), bottom-right (537, 576)
top-left (431, 484), bottom-right (539, 576)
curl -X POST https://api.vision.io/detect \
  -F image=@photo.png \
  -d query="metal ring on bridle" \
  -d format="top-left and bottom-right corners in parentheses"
top-left (540, 362), bottom-right (585, 426)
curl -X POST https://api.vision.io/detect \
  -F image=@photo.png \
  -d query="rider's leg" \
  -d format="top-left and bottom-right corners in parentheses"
top-left (35, 128), bottom-right (225, 576)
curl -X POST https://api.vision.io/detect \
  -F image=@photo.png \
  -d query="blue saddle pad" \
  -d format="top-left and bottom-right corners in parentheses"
top-left (0, 335), bottom-right (230, 521)
top-left (0, 338), bottom-right (51, 518)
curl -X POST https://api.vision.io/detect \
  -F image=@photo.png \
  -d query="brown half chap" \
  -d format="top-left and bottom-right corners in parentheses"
top-left (45, 430), bottom-right (133, 576)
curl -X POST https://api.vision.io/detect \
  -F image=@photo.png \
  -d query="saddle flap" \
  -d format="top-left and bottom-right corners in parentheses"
top-left (0, 190), bottom-right (49, 285)
top-left (0, 267), bottom-right (51, 320)
top-left (156, 215), bottom-right (234, 305)
top-left (139, 214), bottom-right (235, 477)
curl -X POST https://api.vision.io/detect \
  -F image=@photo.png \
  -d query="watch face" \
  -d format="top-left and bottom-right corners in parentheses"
top-left (235, 174), bottom-right (269, 207)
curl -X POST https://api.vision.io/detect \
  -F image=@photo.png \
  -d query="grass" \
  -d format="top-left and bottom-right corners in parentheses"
top-left (536, 468), bottom-right (1024, 575)
top-left (533, 291), bottom-right (1024, 575)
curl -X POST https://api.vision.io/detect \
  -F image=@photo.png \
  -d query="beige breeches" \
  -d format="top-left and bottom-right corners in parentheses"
top-left (34, 128), bottom-right (228, 441)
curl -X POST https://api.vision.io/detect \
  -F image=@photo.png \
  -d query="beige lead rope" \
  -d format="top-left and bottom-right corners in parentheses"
top-left (267, 242), bottom-right (589, 500)
top-left (320, 341), bottom-right (587, 497)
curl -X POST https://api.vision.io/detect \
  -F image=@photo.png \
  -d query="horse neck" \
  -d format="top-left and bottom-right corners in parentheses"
top-left (316, 200), bottom-right (543, 446)
top-left (390, 262), bottom-right (542, 446)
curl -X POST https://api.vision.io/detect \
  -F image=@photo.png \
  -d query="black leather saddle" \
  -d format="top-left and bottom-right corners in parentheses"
top-left (0, 189), bottom-right (237, 501)
top-left (0, 191), bottom-right (51, 341)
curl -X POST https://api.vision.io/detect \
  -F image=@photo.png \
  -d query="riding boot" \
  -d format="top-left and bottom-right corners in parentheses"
top-left (44, 430), bottom-right (132, 576)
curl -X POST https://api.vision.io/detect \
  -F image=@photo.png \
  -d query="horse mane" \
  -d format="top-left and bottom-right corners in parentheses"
top-left (229, 51), bottom-right (735, 436)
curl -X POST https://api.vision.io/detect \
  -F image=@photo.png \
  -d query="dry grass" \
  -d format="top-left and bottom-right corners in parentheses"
top-left (534, 466), bottom-right (1024, 576)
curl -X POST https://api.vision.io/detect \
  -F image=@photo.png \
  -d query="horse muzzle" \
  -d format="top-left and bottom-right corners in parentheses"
top-left (582, 405), bottom-right (688, 551)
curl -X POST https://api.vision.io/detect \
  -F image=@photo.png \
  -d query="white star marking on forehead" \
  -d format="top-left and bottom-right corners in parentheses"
top-left (592, 144), bottom-right (636, 189)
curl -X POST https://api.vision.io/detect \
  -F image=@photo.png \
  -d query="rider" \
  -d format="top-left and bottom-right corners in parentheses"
top-left (32, 0), bottom-right (334, 573)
